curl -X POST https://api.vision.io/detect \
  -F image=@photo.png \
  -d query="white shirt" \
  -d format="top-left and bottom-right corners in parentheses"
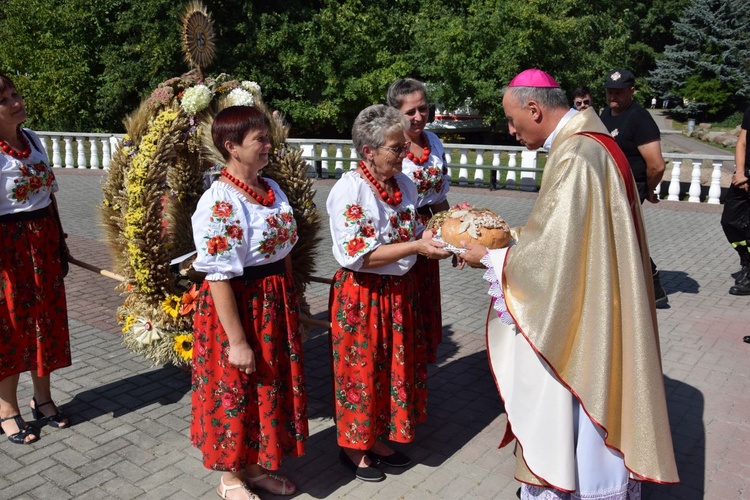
top-left (327, 170), bottom-right (423, 276)
top-left (191, 178), bottom-right (297, 281)
top-left (400, 130), bottom-right (450, 208)
top-left (0, 129), bottom-right (57, 215)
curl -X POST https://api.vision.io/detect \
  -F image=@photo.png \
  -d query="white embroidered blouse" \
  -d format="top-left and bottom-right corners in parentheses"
top-left (400, 130), bottom-right (449, 208)
top-left (191, 178), bottom-right (297, 281)
top-left (0, 129), bottom-right (57, 216)
top-left (327, 170), bottom-right (422, 276)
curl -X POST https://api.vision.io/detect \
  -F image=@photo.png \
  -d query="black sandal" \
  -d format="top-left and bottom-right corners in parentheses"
top-left (30, 397), bottom-right (69, 428)
top-left (0, 415), bottom-right (40, 444)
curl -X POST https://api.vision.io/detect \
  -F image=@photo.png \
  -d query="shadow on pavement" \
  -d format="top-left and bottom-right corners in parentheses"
top-left (643, 375), bottom-right (705, 499)
top-left (660, 269), bottom-right (700, 295)
top-left (65, 365), bottom-right (191, 422)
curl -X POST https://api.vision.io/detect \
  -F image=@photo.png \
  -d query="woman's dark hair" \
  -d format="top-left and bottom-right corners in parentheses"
top-left (387, 78), bottom-right (427, 108)
top-left (0, 73), bottom-right (17, 93)
top-left (211, 106), bottom-right (270, 160)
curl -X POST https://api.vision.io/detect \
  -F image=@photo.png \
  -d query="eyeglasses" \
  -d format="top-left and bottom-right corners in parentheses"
top-left (574, 99), bottom-right (591, 108)
top-left (378, 142), bottom-right (411, 156)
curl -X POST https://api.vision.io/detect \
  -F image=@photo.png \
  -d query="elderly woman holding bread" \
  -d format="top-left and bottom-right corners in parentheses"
top-left (326, 104), bottom-right (451, 482)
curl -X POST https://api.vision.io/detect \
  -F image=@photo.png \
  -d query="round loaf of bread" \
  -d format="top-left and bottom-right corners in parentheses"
top-left (433, 207), bottom-right (511, 249)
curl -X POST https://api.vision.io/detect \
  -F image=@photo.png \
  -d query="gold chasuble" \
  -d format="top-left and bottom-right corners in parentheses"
top-left (486, 108), bottom-right (679, 490)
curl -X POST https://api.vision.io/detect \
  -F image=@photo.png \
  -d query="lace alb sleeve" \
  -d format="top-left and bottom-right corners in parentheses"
top-left (481, 251), bottom-right (515, 325)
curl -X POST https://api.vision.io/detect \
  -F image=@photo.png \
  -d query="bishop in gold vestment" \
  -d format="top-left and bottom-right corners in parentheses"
top-left (460, 70), bottom-right (679, 499)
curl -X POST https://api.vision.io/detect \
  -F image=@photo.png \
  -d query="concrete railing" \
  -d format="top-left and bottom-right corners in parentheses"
top-left (35, 132), bottom-right (734, 204)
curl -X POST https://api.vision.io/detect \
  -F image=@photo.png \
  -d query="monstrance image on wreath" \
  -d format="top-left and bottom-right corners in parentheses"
top-left (101, 2), bottom-right (321, 367)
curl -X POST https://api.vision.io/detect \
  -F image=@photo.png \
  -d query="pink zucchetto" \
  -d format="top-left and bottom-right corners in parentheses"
top-left (508, 69), bottom-right (560, 88)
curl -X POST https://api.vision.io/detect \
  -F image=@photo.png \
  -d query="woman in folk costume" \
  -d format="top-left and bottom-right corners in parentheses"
top-left (327, 105), bottom-right (451, 482)
top-left (0, 73), bottom-right (71, 446)
top-left (460, 69), bottom-right (679, 499)
top-left (387, 78), bottom-right (450, 363)
top-left (190, 106), bottom-right (307, 499)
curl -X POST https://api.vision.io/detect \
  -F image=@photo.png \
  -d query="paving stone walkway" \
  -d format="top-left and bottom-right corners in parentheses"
top-left (1, 169), bottom-right (747, 500)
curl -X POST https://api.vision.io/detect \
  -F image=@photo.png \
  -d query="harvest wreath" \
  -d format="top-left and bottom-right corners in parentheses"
top-left (101, 74), bottom-right (321, 366)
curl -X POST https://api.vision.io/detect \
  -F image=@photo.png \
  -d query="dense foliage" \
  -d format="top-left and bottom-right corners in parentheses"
top-left (0, 0), bottom-right (707, 136)
top-left (648, 0), bottom-right (750, 120)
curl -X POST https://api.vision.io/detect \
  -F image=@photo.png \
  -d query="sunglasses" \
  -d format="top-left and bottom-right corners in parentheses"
top-left (574, 99), bottom-right (591, 108)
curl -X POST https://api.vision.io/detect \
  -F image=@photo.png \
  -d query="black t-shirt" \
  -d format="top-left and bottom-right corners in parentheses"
top-left (742, 107), bottom-right (750, 172)
top-left (600, 102), bottom-right (660, 184)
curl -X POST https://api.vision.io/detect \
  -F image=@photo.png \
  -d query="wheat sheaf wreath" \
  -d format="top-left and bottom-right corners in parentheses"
top-left (101, 74), bottom-right (321, 366)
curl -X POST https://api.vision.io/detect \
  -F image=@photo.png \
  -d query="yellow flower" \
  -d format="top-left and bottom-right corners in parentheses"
top-left (121, 315), bottom-right (137, 333)
top-left (162, 294), bottom-right (181, 318)
top-left (174, 333), bottom-right (193, 361)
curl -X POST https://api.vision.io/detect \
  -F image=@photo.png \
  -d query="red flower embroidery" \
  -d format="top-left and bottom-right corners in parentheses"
top-left (397, 227), bottom-right (410, 242)
top-left (346, 237), bottom-right (366, 256)
top-left (226, 225), bottom-right (243, 240)
top-left (346, 388), bottom-right (361, 404)
top-left (345, 205), bottom-right (364, 221)
top-left (28, 176), bottom-right (42, 191)
top-left (260, 237), bottom-right (277, 255)
top-left (346, 308), bottom-right (360, 326)
top-left (399, 211), bottom-right (412, 222)
top-left (390, 215), bottom-right (399, 228)
top-left (212, 201), bottom-right (233, 218)
top-left (280, 212), bottom-right (294, 224)
top-left (397, 387), bottom-right (407, 402)
top-left (13, 184), bottom-right (29, 202)
top-left (360, 225), bottom-right (375, 238)
top-left (266, 215), bottom-right (279, 228)
top-left (206, 235), bottom-right (229, 255)
top-left (276, 227), bottom-right (289, 243)
top-left (221, 392), bottom-right (236, 409)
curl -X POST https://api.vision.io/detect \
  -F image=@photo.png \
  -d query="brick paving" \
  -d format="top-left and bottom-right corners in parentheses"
top-left (1, 169), bottom-right (748, 500)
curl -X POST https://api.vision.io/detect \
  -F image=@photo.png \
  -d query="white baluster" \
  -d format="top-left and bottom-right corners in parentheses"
top-left (520, 150), bottom-right (538, 191)
top-left (348, 145), bottom-right (358, 172)
top-left (300, 143), bottom-right (316, 178)
top-left (76, 136), bottom-right (87, 169)
top-left (101, 138), bottom-right (111, 169)
top-left (334, 144), bottom-right (344, 177)
top-left (688, 160), bottom-right (702, 202)
top-left (491, 151), bottom-right (501, 189)
top-left (90, 138), bottom-right (100, 169)
top-left (473, 148), bottom-right (485, 187)
top-left (667, 160), bottom-right (681, 201)
top-left (506, 152), bottom-right (518, 188)
top-left (110, 136), bottom-right (120, 155)
top-left (63, 137), bottom-right (74, 168)
top-left (51, 136), bottom-right (62, 169)
top-left (444, 151), bottom-right (452, 179)
top-left (707, 161), bottom-right (722, 204)
top-left (458, 149), bottom-right (469, 186)
top-left (320, 143), bottom-right (329, 179)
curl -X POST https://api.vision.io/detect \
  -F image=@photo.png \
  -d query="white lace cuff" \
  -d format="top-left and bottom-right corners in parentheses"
top-left (481, 251), bottom-right (515, 325)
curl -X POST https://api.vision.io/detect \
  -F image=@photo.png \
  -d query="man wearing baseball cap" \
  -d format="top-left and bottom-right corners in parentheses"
top-left (460, 68), bottom-right (678, 499)
top-left (600, 68), bottom-right (669, 307)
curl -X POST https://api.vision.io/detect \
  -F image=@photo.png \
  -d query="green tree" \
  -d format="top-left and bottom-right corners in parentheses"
top-left (649, 0), bottom-right (750, 119)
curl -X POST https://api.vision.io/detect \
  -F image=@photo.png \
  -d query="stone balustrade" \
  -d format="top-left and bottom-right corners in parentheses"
top-left (35, 132), bottom-right (733, 204)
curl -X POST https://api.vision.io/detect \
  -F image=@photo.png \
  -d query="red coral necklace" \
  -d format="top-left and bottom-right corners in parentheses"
top-left (0, 128), bottom-right (31, 160)
top-left (406, 134), bottom-right (430, 165)
top-left (221, 168), bottom-right (275, 206)
top-left (359, 161), bottom-right (402, 206)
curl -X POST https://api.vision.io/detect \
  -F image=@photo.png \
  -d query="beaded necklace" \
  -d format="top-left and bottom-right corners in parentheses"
top-left (221, 168), bottom-right (275, 207)
top-left (406, 134), bottom-right (430, 165)
top-left (0, 128), bottom-right (31, 159)
top-left (359, 160), bottom-right (402, 206)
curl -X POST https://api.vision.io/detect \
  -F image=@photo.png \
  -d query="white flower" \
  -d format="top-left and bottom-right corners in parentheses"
top-left (226, 88), bottom-right (255, 107)
top-left (180, 84), bottom-right (212, 115)
top-left (241, 81), bottom-right (261, 94)
top-left (132, 319), bottom-right (163, 345)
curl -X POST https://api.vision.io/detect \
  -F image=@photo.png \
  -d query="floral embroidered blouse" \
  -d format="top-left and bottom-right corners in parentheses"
top-left (0, 129), bottom-right (57, 216)
top-left (327, 170), bottom-right (422, 276)
top-left (191, 178), bottom-right (297, 281)
top-left (401, 130), bottom-right (449, 208)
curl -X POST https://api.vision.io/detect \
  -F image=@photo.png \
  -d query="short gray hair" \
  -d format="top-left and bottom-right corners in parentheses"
top-left (387, 78), bottom-right (427, 108)
top-left (502, 85), bottom-right (569, 110)
top-left (352, 105), bottom-right (409, 157)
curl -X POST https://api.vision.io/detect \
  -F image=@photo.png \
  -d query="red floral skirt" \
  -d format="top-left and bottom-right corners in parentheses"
top-left (0, 212), bottom-right (70, 379)
top-left (413, 255), bottom-right (442, 363)
top-left (329, 268), bottom-right (428, 449)
top-left (190, 269), bottom-right (308, 471)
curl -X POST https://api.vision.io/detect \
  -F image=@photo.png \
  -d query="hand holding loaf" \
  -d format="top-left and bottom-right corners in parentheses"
top-left (427, 204), bottom-right (511, 250)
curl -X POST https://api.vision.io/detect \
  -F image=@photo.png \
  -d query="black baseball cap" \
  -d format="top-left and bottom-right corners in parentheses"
top-left (603, 69), bottom-right (635, 89)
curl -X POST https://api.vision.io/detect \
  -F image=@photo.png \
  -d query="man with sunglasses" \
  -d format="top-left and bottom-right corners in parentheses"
top-left (600, 68), bottom-right (668, 307)
top-left (572, 85), bottom-right (593, 111)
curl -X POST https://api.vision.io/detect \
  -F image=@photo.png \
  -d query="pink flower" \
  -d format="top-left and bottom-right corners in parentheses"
top-left (221, 392), bottom-right (235, 409)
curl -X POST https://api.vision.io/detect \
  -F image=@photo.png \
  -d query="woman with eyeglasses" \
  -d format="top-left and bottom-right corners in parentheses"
top-left (387, 78), bottom-right (451, 364)
top-left (326, 105), bottom-right (451, 482)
